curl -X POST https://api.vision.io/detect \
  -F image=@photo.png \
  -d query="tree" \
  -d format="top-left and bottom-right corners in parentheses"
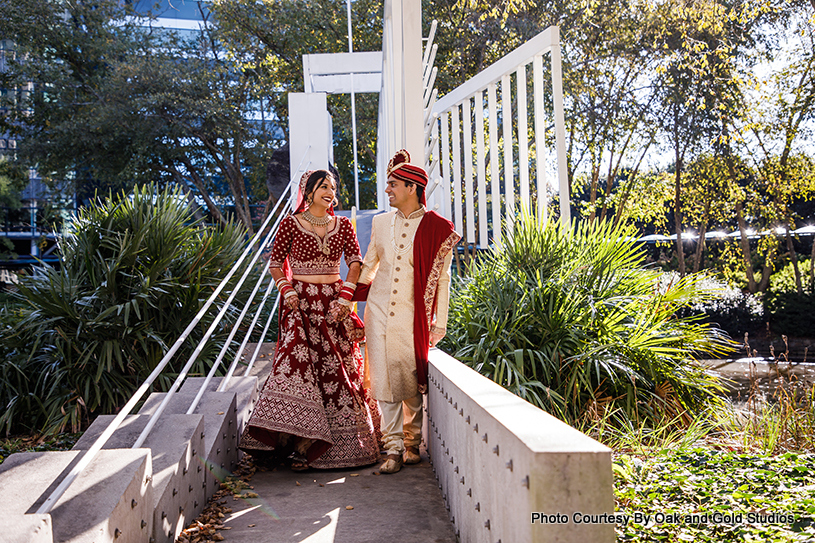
top-left (648, 0), bottom-right (759, 277)
top-left (0, 156), bottom-right (28, 257)
top-left (0, 184), bottom-right (250, 436)
top-left (560, 3), bottom-right (660, 223)
top-left (210, 0), bottom-right (385, 209)
top-left (0, 0), bottom-right (279, 233)
top-left (680, 154), bottom-right (737, 272)
top-left (742, 4), bottom-right (815, 292)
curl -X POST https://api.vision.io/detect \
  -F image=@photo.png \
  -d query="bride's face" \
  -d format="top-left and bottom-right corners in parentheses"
top-left (309, 176), bottom-right (337, 213)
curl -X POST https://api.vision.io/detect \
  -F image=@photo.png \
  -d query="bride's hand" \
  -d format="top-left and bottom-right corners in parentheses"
top-left (327, 299), bottom-right (351, 322)
top-left (284, 294), bottom-right (300, 311)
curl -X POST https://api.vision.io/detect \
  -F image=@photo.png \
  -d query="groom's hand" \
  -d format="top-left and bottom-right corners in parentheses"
top-left (429, 329), bottom-right (445, 347)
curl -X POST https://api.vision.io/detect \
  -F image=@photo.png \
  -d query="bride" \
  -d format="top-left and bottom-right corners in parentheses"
top-left (240, 170), bottom-right (380, 470)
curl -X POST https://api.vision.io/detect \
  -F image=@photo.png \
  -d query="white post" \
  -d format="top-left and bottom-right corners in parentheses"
top-left (451, 106), bottom-right (463, 236)
top-left (487, 82), bottom-right (500, 244)
top-left (346, 0), bottom-right (360, 209)
top-left (517, 65), bottom-right (530, 212)
top-left (551, 31), bottom-right (571, 226)
top-left (462, 99), bottom-right (475, 244)
top-left (401, 0), bottom-right (424, 160)
top-left (440, 111), bottom-right (452, 219)
top-left (501, 74), bottom-right (515, 236)
top-left (289, 93), bottom-right (330, 192)
top-left (533, 53), bottom-right (548, 223)
top-left (475, 91), bottom-right (487, 246)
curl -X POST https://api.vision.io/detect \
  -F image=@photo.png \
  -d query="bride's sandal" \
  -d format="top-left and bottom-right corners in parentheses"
top-left (289, 452), bottom-right (309, 472)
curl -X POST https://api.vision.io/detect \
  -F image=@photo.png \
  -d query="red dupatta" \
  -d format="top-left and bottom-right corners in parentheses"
top-left (411, 211), bottom-right (460, 389)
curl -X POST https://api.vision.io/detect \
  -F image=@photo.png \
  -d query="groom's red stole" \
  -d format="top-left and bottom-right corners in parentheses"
top-left (412, 211), bottom-right (460, 389)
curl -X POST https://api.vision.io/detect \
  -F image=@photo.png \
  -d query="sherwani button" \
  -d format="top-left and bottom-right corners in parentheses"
top-left (390, 312), bottom-right (395, 316)
top-left (394, 278), bottom-right (399, 282)
top-left (393, 289), bottom-right (398, 294)
top-left (395, 267), bottom-right (401, 271)
top-left (399, 244), bottom-right (404, 248)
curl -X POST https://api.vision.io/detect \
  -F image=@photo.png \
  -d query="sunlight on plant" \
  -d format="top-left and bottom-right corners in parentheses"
top-left (443, 210), bottom-right (736, 429)
top-left (0, 184), bottom-right (253, 437)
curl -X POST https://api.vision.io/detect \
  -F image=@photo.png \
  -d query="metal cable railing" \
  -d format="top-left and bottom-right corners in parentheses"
top-left (36, 150), bottom-right (309, 514)
top-left (134, 156), bottom-right (308, 446)
top-left (143, 170), bottom-right (300, 431)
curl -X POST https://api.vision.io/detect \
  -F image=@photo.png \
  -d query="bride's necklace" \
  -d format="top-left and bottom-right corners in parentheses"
top-left (302, 212), bottom-right (332, 255)
top-left (302, 209), bottom-right (332, 227)
top-left (391, 212), bottom-right (413, 255)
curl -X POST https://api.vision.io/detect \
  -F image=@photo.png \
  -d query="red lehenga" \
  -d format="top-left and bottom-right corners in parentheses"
top-left (240, 215), bottom-right (381, 468)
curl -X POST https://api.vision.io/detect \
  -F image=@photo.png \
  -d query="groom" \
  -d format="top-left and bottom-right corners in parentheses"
top-left (355, 149), bottom-right (460, 474)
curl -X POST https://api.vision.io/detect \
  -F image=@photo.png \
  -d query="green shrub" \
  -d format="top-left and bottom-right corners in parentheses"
top-left (765, 258), bottom-right (815, 336)
top-left (675, 274), bottom-right (764, 337)
top-left (768, 258), bottom-right (813, 296)
top-left (764, 292), bottom-right (815, 337)
top-left (442, 211), bottom-right (734, 428)
top-left (0, 184), bottom-right (253, 436)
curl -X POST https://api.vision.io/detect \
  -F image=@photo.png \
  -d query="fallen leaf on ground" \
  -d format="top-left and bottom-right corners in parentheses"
top-left (346, 506), bottom-right (354, 510)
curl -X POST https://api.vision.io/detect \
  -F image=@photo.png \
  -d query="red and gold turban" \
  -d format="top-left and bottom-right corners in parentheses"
top-left (387, 149), bottom-right (428, 205)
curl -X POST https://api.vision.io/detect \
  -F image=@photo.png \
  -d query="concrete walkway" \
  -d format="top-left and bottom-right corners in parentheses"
top-left (229, 343), bottom-right (457, 543)
top-left (220, 449), bottom-right (456, 543)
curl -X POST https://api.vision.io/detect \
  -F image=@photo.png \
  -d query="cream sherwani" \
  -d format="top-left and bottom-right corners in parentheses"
top-left (359, 207), bottom-right (453, 404)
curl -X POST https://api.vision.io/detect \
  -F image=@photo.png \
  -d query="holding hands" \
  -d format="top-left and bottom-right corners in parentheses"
top-left (327, 299), bottom-right (351, 323)
top-left (327, 281), bottom-right (356, 323)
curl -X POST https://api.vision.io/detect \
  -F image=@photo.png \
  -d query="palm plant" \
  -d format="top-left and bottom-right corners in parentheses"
top-left (442, 210), bottom-right (735, 428)
top-left (0, 184), bottom-right (253, 436)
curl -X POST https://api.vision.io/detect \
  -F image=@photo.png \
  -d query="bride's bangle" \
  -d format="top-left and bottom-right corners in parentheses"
top-left (276, 278), bottom-right (296, 298)
top-left (338, 281), bottom-right (356, 302)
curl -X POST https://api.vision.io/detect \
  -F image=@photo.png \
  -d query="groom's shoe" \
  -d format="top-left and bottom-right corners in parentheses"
top-left (403, 446), bottom-right (421, 465)
top-left (379, 453), bottom-right (403, 474)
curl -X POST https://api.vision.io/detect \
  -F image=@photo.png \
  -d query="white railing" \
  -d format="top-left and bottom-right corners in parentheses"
top-left (35, 151), bottom-right (308, 515)
top-left (426, 26), bottom-right (570, 248)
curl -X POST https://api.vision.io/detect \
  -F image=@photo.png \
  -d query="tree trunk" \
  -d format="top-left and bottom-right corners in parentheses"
top-left (785, 221), bottom-right (803, 294)
top-left (692, 197), bottom-right (711, 273)
top-left (177, 181), bottom-right (206, 222)
top-left (588, 158), bottom-right (600, 222)
top-left (735, 200), bottom-right (758, 293)
top-left (693, 224), bottom-right (707, 273)
top-left (173, 158), bottom-right (226, 227)
top-left (758, 259), bottom-right (773, 292)
top-left (674, 151), bottom-right (686, 276)
top-left (723, 148), bottom-right (758, 293)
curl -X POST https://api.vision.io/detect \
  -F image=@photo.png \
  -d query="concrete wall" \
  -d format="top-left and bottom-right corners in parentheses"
top-left (426, 349), bottom-right (615, 543)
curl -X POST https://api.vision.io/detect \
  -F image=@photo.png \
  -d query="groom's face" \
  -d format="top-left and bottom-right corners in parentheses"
top-left (385, 178), bottom-right (416, 209)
